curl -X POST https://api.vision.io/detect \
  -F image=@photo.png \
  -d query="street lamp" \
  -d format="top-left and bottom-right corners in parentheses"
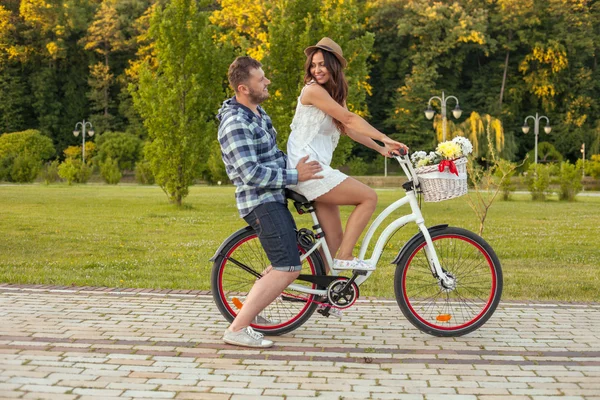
top-left (521, 113), bottom-right (551, 165)
top-left (424, 91), bottom-right (462, 142)
top-left (73, 120), bottom-right (94, 163)
top-left (581, 143), bottom-right (585, 180)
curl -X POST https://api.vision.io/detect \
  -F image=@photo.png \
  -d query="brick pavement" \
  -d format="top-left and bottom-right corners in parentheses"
top-left (0, 284), bottom-right (599, 400)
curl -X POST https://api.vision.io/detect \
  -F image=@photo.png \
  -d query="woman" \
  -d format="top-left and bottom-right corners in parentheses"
top-left (287, 37), bottom-right (408, 272)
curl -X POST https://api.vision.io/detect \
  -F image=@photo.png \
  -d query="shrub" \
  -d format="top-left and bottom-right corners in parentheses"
top-left (58, 159), bottom-right (92, 185)
top-left (41, 160), bottom-right (60, 184)
top-left (524, 163), bottom-right (551, 201)
top-left (0, 153), bottom-right (16, 181)
top-left (494, 159), bottom-right (517, 201)
top-left (585, 154), bottom-right (600, 179)
top-left (95, 131), bottom-right (142, 171)
top-left (0, 130), bottom-right (55, 181)
top-left (10, 154), bottom-right (41, 183)
top-left (135, 160), bottom-right (155, 185)
top-left (347, 156), bottom-right (368, 176)
top-left (558, 161), bottom-right (582, 201)
top-left (0, 129), bottom-right (55, 161)
top-left (63, 142), bottom-right (97, 161)
top-left (100, 157), bottom-right (122, 184)
top-left (58, 158), bottom-right (80, 185)
top-left (78, 162), bottom-right (92, 183)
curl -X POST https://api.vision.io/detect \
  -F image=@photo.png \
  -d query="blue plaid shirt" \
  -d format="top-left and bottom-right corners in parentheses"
top-left (217, 97), bottom-right (298, 217)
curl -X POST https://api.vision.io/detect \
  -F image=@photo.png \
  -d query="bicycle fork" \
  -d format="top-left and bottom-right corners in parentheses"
top-left (417, 223), bottom-right (456, 290)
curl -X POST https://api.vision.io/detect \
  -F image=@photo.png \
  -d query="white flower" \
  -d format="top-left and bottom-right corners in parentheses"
top-left (427, 151), bottom-right (441, 164)
top-left (452, 136), bottom-right (473, 156)
top-left (411, 151), bottom-right (427, 163)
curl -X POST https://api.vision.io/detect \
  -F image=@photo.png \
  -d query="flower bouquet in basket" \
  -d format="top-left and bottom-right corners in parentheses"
top-left (411, 137), bottom-right (473, 202)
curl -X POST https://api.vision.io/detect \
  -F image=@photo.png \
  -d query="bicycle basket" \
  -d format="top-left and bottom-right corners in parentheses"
top-left (415, 157), bottom-right (468, 202)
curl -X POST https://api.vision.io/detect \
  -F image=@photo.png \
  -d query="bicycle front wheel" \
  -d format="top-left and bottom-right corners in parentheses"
top-left (394, 226), bottom-right (503, 337)
top-left (211, 227), bottom-right (325, 336)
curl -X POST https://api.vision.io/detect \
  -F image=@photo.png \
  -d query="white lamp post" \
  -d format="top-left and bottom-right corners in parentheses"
top-left (73, 120), bottom-right (94, 163)
top-left (581, 143), bottom-right (585, 180)
top-left (522, 113), bottom-right (551, 165)
top-left (424, 91), bottom-right (462, 142)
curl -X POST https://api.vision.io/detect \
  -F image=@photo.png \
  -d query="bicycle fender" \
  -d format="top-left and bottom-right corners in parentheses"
top-left (209, 225), bottom-right (254, 262)
top-left (391, 224), bottom-right (449, 265)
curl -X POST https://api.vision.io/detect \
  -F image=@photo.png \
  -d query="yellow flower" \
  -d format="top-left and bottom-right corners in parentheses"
top-left (436, 142), bottom-right (461, 159)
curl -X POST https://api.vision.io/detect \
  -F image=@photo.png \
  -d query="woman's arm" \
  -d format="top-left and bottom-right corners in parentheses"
top-left (302, 84), bottom-right (407, 151)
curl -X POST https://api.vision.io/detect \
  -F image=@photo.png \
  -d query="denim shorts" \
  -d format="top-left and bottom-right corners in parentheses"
top-left (243, 201), bottom-right (302, 272)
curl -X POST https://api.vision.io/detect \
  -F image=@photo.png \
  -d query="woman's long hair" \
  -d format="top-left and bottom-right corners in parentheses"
top-left (304, 48), bottom-right (348, 133)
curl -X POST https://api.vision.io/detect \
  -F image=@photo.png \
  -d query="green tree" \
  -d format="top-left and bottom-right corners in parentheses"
top-left (81, 0), bottom-right (128, 133)
top-left (385, 1), bottom-right (490, 150)
top-left (131, 0), bottom-right (232, 205)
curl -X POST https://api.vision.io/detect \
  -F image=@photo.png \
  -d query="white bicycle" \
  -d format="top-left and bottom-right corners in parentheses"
top-left (211, 152), bottom-right (503, 337)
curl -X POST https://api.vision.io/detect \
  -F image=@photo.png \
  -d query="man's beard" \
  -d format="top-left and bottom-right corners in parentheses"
top-left (248, 87), bottom-right (269, 104)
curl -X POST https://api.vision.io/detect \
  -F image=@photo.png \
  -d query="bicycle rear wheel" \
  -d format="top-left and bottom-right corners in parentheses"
top-left (394, 226), bottom-right (502, 337)
top-left (211, 227), bottom-right (325, 336)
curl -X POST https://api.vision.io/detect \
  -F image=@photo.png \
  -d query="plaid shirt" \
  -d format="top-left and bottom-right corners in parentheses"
top-left (217, 97), bottom-right (298, 217)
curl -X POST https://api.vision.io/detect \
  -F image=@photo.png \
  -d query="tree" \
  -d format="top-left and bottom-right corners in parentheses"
top-left (81, 0), bottom-right (128, 133)
top-left (384, 1), bottom-right (491, 150)
top-left (131, 0), bottom-right (232, 205)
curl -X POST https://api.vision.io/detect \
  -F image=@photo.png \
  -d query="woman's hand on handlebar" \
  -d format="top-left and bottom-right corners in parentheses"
top-left (380, 137), bottom-right (409, 157)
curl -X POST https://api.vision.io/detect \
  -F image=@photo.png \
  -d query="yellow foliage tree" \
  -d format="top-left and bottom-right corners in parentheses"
top-left (209, 0), bottom-right (270, 61)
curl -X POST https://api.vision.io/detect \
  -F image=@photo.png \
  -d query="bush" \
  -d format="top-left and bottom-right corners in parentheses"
top-left (347, 156), bottom-right (368, 176)
top-left (41, 160), bottom-right (60, 184)
top-left (58, 158), bottom-right (92, 185)
top-left (494, 159), bottom-right (517, 201)
top-left (524, 163), bottom-right (551, 201)
top-left (0, 129), bottom-right (56, 161)
top-left (95, 131), bottom-right (142, 171)
top-left (0, 153), bottom-right (16, 181)
top-left (135, 160), bottom-right (155, 185)
top-left (585, 154), bottom-right (600, 179)
top-left (10, 154), bottom-right (41, 183)
top-left (0, 130), bottom-right (55, 181)
top-left (558, 161), bottom-right (582, 201)
top-left (100, 157), bottom-right (122, 184)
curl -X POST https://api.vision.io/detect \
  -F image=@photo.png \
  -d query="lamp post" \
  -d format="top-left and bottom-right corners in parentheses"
top-left (73, 120), bottom-right (94, 163)
top-left (521, 113), bottom-right (551, 165)
top-left (581, 142), bottom-right (585, 180)
top-left (424, 91), bottom-right (462, 142)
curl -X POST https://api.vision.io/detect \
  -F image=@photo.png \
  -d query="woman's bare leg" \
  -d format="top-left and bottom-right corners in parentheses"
top-left (314, 177), bottom-right (377, 260)
top-left (314, 202), bottom-right (342, 273)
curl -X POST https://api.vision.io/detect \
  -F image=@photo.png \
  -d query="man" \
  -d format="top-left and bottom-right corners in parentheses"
top-left (217, 57), bottom-right (323, 348)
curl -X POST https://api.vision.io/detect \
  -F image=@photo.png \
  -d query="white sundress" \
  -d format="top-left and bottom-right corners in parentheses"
top-left (286, 84), bottom-right (348, 200)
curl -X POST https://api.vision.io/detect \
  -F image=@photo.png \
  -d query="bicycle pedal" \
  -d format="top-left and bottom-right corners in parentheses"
top-left (317, 306), bottom-right (331, 318)
top-left (352, 270), bottom-right (368, 276)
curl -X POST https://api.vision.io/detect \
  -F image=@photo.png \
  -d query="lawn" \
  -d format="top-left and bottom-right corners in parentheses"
top-left (1, 184), bottom-right (598, 302)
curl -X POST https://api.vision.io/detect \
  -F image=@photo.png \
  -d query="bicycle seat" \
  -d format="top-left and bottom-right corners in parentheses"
top-left (285, 188), bottom-right (311, 205)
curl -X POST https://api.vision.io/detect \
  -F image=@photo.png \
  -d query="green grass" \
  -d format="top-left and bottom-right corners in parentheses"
top-left (1, 184), bottom-right (599, 301)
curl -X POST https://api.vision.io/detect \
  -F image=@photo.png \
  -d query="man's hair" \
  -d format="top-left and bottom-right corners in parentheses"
top-left (228, 57), bottom-right (262, 92)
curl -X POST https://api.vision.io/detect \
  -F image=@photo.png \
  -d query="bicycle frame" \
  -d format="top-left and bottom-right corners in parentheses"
top-left (287, 155), bottom-right (451, 295)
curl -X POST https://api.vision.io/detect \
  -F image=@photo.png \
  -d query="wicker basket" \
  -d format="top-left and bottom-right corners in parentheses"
top-left (415, 157), bottom-right (468, 202)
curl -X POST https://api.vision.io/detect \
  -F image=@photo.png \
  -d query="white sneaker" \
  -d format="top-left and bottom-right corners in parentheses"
top-left (332, 257), bottom-right (376, 271)
top-left (223, 326), bottom-right (273, 348)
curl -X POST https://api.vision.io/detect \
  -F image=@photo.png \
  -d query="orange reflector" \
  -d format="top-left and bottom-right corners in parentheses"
top-left (436, 314), bottom-right (452, 322)
top-left (232, 297), bottom-right (244, 310)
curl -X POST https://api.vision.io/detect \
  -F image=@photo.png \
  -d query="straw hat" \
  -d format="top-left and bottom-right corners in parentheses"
top-left (304, 37), bottom-right (347, 68)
